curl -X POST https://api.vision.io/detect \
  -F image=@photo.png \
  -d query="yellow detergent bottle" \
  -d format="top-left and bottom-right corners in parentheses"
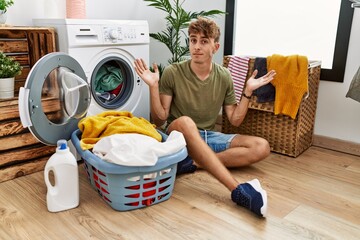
top-left (44, 139), bottom-right (79, 212)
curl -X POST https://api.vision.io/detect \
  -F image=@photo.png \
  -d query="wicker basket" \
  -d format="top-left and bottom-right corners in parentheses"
top-left (222, 56), bottom-right (321, 157)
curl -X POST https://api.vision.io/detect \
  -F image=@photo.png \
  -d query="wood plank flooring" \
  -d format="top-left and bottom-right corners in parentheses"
top-left (0, 146), bottom-right (359, 240)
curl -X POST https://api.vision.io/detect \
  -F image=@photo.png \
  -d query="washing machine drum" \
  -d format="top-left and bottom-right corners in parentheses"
top-left (19, 52), bottom-right (91, 145)
top-left (91, 57), bottom-right (134, 110)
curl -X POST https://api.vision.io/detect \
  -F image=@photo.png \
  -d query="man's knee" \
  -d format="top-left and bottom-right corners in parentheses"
top-left (249, 138), bottom-right (270, 164)
top-left (230, 135), bottom-right (270, 163)
top-left (168, 116), bottom-right (197, 134)
top-left (252, 138), bottom-right (270, 162)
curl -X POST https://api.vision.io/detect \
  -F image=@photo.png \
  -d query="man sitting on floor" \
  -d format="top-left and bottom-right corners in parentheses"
top-left (134, 17), bottom-right (276, 217)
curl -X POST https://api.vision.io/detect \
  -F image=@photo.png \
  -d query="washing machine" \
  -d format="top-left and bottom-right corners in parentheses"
top-left (18, 19), bottom-right (150, 146)
top-left (33, 18), bottom-right (150, 119)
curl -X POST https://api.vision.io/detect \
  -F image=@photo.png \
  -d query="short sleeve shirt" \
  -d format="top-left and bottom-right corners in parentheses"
top-left (159, 60), bottom-right (236, 130)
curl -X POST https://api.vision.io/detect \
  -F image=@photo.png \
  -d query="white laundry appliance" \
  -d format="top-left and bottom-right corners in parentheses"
top-left (18, 19), bottom-right (150, 146)
top-left (34, 19), bottom-right (150, 118)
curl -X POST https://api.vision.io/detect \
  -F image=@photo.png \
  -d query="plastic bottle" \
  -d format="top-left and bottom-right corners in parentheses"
top-left (44, 139), bottom-right (79, 212)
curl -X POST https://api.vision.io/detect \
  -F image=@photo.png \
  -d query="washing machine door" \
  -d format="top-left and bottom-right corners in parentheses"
top-left (18, 52), bottom-right (91, 145)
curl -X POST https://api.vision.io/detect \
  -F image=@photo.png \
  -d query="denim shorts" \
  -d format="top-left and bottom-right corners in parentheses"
top-left (175, 130), bottom-right (237, 173)
top-left (199, 130), bottom-right (236, 153)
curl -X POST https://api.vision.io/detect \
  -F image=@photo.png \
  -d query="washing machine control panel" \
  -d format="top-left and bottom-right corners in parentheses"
top-left (103, 26), bottom-right (144, 43)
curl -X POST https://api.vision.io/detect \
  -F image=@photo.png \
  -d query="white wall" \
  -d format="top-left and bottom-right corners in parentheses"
top-left (315, 9), bottom-right (360, 144)
top-left (4, 0), bottom-right (360, 144)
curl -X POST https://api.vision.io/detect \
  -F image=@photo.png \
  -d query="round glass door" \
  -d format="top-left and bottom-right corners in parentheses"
top-left (19, 53), bottom-right (91, 145)
top-left (41, 66), bottom-right (90, 124)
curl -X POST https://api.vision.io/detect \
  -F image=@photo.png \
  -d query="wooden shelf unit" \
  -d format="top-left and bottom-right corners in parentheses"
top-left (0, 27), bottom-right (57, 182)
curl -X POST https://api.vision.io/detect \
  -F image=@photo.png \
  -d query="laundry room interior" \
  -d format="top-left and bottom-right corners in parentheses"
top-left (0, 0), bottom-right (360, 239)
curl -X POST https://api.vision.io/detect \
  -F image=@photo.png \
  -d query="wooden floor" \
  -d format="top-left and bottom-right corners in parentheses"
top-left (0, 146), bottom-right (359, 240)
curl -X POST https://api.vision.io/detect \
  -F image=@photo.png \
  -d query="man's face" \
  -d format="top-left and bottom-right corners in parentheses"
top-left (189, 33), bottom-right (219, 64)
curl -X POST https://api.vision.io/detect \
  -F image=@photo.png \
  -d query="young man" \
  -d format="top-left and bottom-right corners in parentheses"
top-left (134, 17), bottom-right (276, 217)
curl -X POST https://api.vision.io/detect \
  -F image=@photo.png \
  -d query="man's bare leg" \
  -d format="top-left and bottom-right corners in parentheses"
top-left (216, 135), bottom-right (270, 167)
top-left (167, 116), bottom-right (239, 191)
top-left (168, 116), bottom-right (268, 217)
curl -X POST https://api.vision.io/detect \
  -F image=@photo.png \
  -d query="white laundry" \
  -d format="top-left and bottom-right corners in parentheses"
top-left (92, 131), bottom-right (186, 166)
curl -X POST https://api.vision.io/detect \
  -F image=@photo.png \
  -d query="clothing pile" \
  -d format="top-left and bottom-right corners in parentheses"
top-left (94, 64), bottom-right (124, 101)
top-left (78, 111), bottom-right (186, 166)
top-left (228, 54), bottom-right (309, 119)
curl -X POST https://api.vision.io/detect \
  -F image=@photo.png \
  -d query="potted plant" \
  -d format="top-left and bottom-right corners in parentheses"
top-left (0, 0), bottom-right (14, 24)
top-left (0, 51), bottom-right (22, 99)
top-left (143, 0), bottom-right (226, 75)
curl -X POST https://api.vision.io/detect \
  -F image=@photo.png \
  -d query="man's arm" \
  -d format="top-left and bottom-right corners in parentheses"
top-left (150, 89), bottom-right (172, 127)
top-left (225, 69), bottom-right (276, 127)
top-left (223, 88), bottom-right (252, 127)
top-left (134, 59), bottom-right (171, 127)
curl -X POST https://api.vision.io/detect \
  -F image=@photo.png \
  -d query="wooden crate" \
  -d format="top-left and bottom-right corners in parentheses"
top-left (0, 27), bottom-right (57, 182)
top-left (222, 56), bottom-right (321, 157)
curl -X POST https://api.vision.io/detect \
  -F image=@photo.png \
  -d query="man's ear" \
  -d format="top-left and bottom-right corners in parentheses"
top-left (213, 42), bottom-right (220, 53)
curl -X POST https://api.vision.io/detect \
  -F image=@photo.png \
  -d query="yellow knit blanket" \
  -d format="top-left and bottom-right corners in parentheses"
top-left (78, 111), bottom-right (161, 150)
top-left (267, 54), bottom-right (308, 119)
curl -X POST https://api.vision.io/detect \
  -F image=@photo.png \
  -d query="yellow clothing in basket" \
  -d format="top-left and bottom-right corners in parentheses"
top-left (267, 54), bottom-right (308, 119)
top-left (78, 111), bottom-right (161, 150)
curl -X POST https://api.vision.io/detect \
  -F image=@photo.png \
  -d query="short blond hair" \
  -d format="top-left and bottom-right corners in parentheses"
top-left (188, 17), bottom-right (220, 42)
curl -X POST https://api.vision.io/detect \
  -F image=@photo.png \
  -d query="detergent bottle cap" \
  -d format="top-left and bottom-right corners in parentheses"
top-left (57, 139), bottom-right (68, 150)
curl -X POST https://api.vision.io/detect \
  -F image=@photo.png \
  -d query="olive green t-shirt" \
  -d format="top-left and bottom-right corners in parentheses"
top-left (159, 60), bottom-right (236, 130)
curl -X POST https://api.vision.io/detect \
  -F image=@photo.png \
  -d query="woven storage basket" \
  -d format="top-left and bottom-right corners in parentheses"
top-left (222, 56), bottom-right (321, 157)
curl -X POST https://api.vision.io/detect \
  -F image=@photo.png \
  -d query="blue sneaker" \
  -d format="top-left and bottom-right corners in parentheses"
top-left (231, 179), bottom-right (268, 217)
top-left (176, 156), bottom-right (197, 175)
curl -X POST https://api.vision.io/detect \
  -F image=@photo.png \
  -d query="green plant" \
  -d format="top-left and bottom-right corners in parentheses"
top-left (0, 0), bottom-right (14, 12)
top-left (0, 52), bottom-right (22, 78)
top-left (144, 0), bottom-right (226, 74)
